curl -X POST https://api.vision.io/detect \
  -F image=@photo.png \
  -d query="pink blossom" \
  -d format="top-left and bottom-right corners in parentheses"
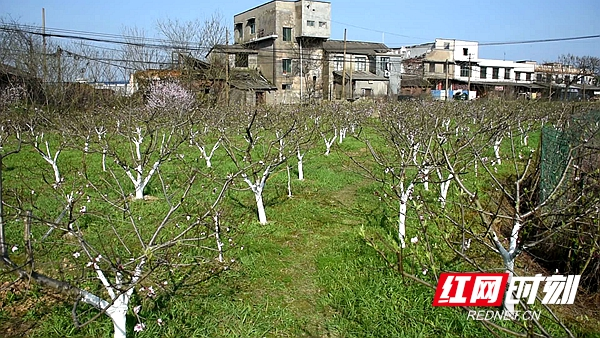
top-left (133, 323), bottom-right (145, 332)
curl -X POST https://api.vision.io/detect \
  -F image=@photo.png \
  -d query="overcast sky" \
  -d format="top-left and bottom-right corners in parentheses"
top-left (3, 0), bottom-right (599, 62)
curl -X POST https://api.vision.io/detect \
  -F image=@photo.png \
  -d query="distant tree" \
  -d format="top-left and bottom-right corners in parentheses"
top-left (556, 54), bottom-right (600, 97)
top-left (156, 13), bottom-right (228, 61)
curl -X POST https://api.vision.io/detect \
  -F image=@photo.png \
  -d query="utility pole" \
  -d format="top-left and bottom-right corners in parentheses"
top-left (467, 54), bottom-right (471, 100)
top-left (225, 28), bottom-right (230, 106)
top-left (348, 55), bottom-right (353, 99)
top-left (42, 8), bottom-right (47, 84)
top-left (341, 29), bottom-right (347, 100)
top-left (445, 59), bottom-right (449, 101)
top-left (299, 38), bottom-right (303, 103)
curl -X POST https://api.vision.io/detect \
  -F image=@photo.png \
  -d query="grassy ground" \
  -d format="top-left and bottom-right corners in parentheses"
top-left (1, 125), bottom-right (598, 337)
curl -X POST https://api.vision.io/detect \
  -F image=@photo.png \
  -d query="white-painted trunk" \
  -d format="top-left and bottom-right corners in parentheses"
top-left (338, 127), bottom-right (347, 144)
top-left (286, 165), bottom-right (292, 197)
top-left (102, 150), bottom-right (107, 172)
top-left (398, 183), bottom-right (415, 249)
top-left (255, 190), bottom-right (267, 225)
top-left (243, 171), bottom-right (270, 225)
top-left (494, 138), bottom-right (502, 165)
top-left (421, 167), bottom-right (431, 191)
top-left (126, 161), bottom-right (160, 200)
top-left (214, 214), bottom-right (224, 263)
top-left (297, 149), bottom-right (304, 181)
top-left (439, 174), bottom-right (453, 208)
top-left (51, 161), bottom-right (61, 184)
top-left (107, 302), bottom-right (128, 338)
top-left (324, 134), bottom-right (337, 156)
top-left (504, 262), bottom-right (516, 314)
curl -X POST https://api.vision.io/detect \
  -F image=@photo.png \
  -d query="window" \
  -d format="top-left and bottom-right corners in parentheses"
top-left (247, 18), bottom-right (255, 34)
top-left (429, 62), bottom-right (436, 73)
top-left (356, 57), bottom-right (366, 71)
top-left (463, 48), bottom-right (469, 56)
top-left (307, 20), bottom-right (315, 27)
top-left (235, 53), bottom-right (249, 67)
top-left (443, 63), bottom-right (448, 74)
top-left (515, 72), bottom-right (521, 81)
top-left (480, 66), bottom-right (487, 79)
top-left (235, 23), bottom-right (243, 39)
top-left (319, 21), bottom-right (327, 28)
top-left (460, 64), bottom-right (471, 77)
top-left (283, 27), bottom-right (292, 41)
top-left (504, 69), bottom-right (511, 80)
top-left (444, 42), bottom-right (450, 49)
top-left (564, 75), bottom-right (570, 84)
top-left (282, 83), bottom-right (292, 90)
top-left (536, 73), bottom-right (543, 82)
top-left (526, 73), bottom-right (531, 81)
top-left (282, 58), bottom-right (292, 74)
top-left (334, 56), bottom-right (344, 71)
top-left (380, 57), bottom-right (390, 72)
top-left (492, 67), bottom-right (499, 79)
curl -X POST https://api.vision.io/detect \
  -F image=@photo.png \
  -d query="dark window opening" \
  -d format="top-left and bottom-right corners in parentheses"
top-left (282, 59), bottom-right (292, 74)
top-left (247, 18), bottom-right (255, 34)
top-left (283, 27), bottom-right (292, 41)
top-left (235, 53), bottom-right (249, 67)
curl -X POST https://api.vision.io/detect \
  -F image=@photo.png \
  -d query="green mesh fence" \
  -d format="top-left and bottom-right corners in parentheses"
top-left (540, 125), bottom-right (572, 202)
top-left (540, 110), bottom-right (600, 202)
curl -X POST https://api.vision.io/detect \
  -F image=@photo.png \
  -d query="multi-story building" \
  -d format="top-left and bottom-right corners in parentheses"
top-left (229, 0), bottom-right (331, 104)
top-left (534, 62), bottom-right (599, 100)
top-left (322, 40), bottom-right (391, 100)
top-left (419, 38), bottom-right (537, 99)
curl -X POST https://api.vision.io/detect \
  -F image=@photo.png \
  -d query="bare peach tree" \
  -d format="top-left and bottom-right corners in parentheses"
top-left (0, 108), bottom-right (239, 338)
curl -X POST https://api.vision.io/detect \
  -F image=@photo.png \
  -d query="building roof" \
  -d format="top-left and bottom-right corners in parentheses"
top-left (323, 40), bottom-right (389, 55)
top-left (230, 69), bottom-right (276, 90)
top-left (210, 45), bottom-right (259, 54)
top-left (400, 76), bottom-right (431, 87)
top-left (333, 70), bottom-right (388, 81)
top-left (234, 0), bottom-right (331, 17)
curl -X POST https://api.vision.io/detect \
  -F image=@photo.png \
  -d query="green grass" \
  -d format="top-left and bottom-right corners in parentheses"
top-left (1, 111), bottom-right (598, 338)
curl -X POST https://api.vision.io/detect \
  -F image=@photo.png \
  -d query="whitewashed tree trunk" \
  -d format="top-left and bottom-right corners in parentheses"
top-left (35, 138), bottom-right (62, 184)
top-left (421, 166), bottom-right (431, 191)
top-left (437, 170), bottom-right (453, 208)
top-left (286, 165), bottom-right (292, 197)
top-left (242, 166), bottom-right (272, 225)
top-left (87, 260), bottom-right (144, 338)
top-left (323, 131), bottom-right (337, 156)
top-left (102, 149), bottom-right (107, 172)
top-left (95, 127), bottom-right (107, 172)
top-left (398, 182), bottom-right (415, 249)
top-left (125, 162), bottom-right (160, 200)
top-left (213, 213), bottom-right (224, 263)
top-left (494, 137), bottom-right (503, 165)
top-left (297, 148), bottom-right (304, 181)
top-left (338, 127), bottom-right (347, 144)
top-left (197, 140), bottom-right (220, 168)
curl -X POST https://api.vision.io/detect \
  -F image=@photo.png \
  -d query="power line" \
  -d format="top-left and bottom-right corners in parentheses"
top-left (480, 34), bottom-right (600, 46)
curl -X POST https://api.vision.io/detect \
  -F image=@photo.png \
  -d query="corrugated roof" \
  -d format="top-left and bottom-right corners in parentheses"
top-left (323, 40), bottom-right (389, 55)
top-left (230, 69), bottom-right (276, 90)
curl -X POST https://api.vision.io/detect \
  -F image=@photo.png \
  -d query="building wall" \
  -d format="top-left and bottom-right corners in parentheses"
top-left (233, 0), bottom-right (331, 103)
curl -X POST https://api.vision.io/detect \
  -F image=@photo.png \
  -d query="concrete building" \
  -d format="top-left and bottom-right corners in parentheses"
top-left (231, 0), bottom-right (331, 104)
top-left (419, 38), bottom-right (540, 99)
top-left (322, 40), bottom-right (390, 100)
top-left (534, 62), bottom-right (600, 100)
